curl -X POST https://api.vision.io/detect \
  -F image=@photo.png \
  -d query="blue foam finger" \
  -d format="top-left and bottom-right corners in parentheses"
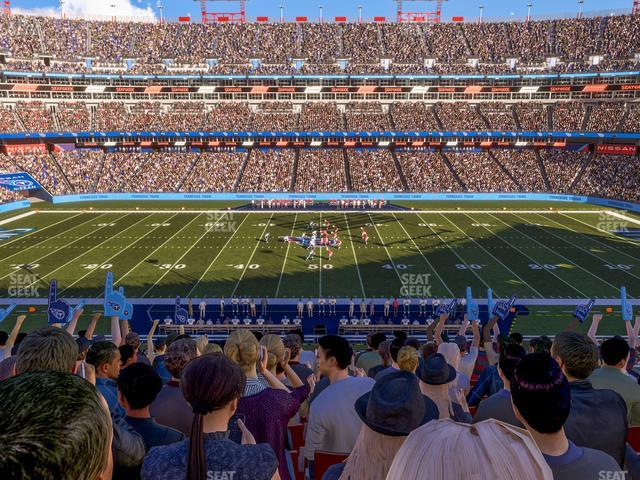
top-left (622, 287), bottom-right (633, 322)
top-left (0, 304), bottom-right (16, 323)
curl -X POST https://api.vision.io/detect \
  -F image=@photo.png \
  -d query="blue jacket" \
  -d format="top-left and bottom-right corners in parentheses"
top-left (466, 364), bottom-right (503, 407)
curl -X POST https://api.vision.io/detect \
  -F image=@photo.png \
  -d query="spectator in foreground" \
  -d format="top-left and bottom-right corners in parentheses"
top-left (367, 339), bottom-right (391, 379)
top-left (552, 332), bottom-right (627, 466)
top-left (226, 329), bottom-right (308, 480)
top-left (304, 335), bottom-right (375, 477)
top-left (418, 353), bottom-right (472, 422)
top-left (323, 370), bottom-right (437, 480)
top-left (355, 332), bottom-right (385, 373)
top-left (374, 337), bottom-right (404, 380)
top-left (0, 371), bottom-right (113, 480)
top-left (125, 332), bottom-right (150, 366)
top-left (87, 341), bottom-right (125, 417)
top-left (118, 363), bottom-right (185, 449)
top-left (589, 336), bottom-right (640, 426)
top-left (386, 418), bottom-right (553, 479)
top-left (141, 354), bottom-right (279, 480)
top-left (283, 333), bottom-right (313, 387)
top-left (473, 343), bottom-right (526, 427)
top-left (511, 353), bottom-right (620, 478)
top-left (150, 338), bottom-right (199, 436)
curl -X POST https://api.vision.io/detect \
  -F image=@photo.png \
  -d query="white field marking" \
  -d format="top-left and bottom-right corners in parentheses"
top-left (448, 213), bottom-right (544, 298)
top-left (490, 213), bottom-right (624, 296)
top-left (274, 212), bottom-right (298, 298)
top-left (0, 210), bottom-right (37, 226)
top-left (0, 212), bottom-right (101, 260)
top-left (465, 212), bottom-right (590, 298)
top-left (604, 210), bottom-right (640, 227)
top-left (230, 213), bottom-right (274, 297)
top-left (513, 212), bottom-right (640, 284)
top-left (367, 212), bottom-right (404, 285)
top-left (60, 213), bottom-right (180, 295)
top-left (38, 209), bottom-right (613, 215)
top-left (342, 213), bottom-right (366, 298)
top-left (15, 213), bottom-right (138, 289)
top-left (114, 213), bottom-right (205, 289)
top-left (391, 212), bottom-right (454, 298)
top-left (561, 213), bottom-right (640, 248)
top-left (143, 213), bottom-right (227, 298)
top-left (0, 212), bottom-right (121, 281)
top-left (414, 211), bottom-right (494, 293)
top-left (187, 213), bottom-right (250, 298)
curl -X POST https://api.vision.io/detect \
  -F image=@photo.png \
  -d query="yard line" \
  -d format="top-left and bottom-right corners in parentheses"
top-left (115, 214), bottom-right (204, 288)
top-left (367, 212), bottom-right (404, 285)
top-left (143, 213), bottom-right (225, 298)
top-left (0, 210), bottom-right (37, 226)
top-left (0, 212), bottom-right (103, 261)
top-left (342, 213), bottom-right (366, 298)
top-left (0, 212), bottom-right (121, 282)
top-left (187, 213), bottom-right (250, 298)
top-left (230, 213), bottom-right (275, 298)
top-left (16, 213), bottom-right (142, 291)
top-left (490, 213), bottom-right (622, 296)
top-left (448, 214), bottom-right (544, 298)
top-left (470, 213), bottom-right (587, 298)
top-left (391, 213), bottom-right (454, 297)
top-left (603, 210), bottom-right (640, 228)
top-left (414, 212), bottom-right (494, 294)
top-left (512, 212), bottom-right (640, 284)
top-left (561, 213), bottom-right (640, 252)
top-left (275, 212), bottom-right (298, 297)
top-left (59, 213), bottom-right (180, 295)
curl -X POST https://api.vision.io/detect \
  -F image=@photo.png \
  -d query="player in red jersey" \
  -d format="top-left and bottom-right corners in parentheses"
top-left (360, 226), bottom-right (369, 245)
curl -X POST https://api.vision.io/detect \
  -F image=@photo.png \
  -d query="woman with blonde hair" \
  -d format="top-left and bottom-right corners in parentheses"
top-left (323, 371), bottom-right (437, 480)
top-left (260, 334), bottom-right (286, 376)
top-left (396, 346), bottom-right (419, 374)
top-left (418, 353), bottom-right (472, 423)
top-left (385, 418), bottom-right (553, 480)
top-left (224, 330), bottom-right (309, 480)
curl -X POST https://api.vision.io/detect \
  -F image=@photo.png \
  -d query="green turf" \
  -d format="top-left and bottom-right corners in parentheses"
top-left (0, 202), bottom-right (638, 302)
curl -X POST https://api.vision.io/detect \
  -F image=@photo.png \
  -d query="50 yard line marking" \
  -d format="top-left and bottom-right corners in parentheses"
top-left (274, 212), bottom-right (298, 298)
top-left (343, 213), bottom-right (366, 298)
top-left (59, 213), bottom-right (181, 296)
top-left (186, 213), bottom-right (250, 298)
top-left (230, 213), bottom-right (274, 298)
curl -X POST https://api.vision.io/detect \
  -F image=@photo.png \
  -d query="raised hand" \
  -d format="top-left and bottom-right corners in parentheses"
top-left (622, 287), bottom-right (633, 322)
top-left (237, 418), bottom-right (256, 445)
top-left (466, 287), bottom-right (479, 322)
top-left (104, 272), bottom-right (126, 317)
top-left (0, 304), bottom-right (16, 323)
top-left (493, 294), bottom-right (517, 321)
top-left (574, 299), bottom-right (595, 323)
top-left (280, 347), bottom-right (291, 368)
top-left (258, 345), bottom-right (269, 373)
top-left (48, 280), bottom-right (71, 324)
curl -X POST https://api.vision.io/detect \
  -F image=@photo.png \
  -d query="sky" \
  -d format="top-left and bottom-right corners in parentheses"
top-left (10, 0), bottom-right (635, 22)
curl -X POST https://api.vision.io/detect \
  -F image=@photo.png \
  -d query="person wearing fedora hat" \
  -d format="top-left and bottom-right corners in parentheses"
top-left (322, 370), bottom-right (438, 480)
top-left (418, 353), bottom-right (472, 423)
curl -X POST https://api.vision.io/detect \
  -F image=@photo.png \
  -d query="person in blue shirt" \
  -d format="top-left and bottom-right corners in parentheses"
top-left (87, 341), bottom-right (126, 417)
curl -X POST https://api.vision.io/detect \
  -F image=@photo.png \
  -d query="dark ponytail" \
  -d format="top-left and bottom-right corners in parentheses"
top-left (181, 353), bottom-right (246, 480)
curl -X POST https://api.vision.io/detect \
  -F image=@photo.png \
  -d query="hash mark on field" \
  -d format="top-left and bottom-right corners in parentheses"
top-left (230, 213), bottom-right (274, 298)
top-left (491, 213), bottom-right (621, 297)
top-left (275, 212), bottom-right (298, 298)
top-left (187, 213), bottom-right (249, 298)
top-left (60, 213), bottom-right (180, 296)
top-left (343, 213), bottom-right (366, 298)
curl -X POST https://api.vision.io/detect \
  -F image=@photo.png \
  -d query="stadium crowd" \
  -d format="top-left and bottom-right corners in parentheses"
top-left (1, 148), bottom-right (639, 203)
top-left (0, 14), bottom-right (639, 75)
top-left (0, 100), bottom-right (636, 133)
top-left (2, 301), bottom-right (640, 479)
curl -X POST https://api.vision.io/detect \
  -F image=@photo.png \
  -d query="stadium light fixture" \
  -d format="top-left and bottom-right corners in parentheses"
top-left (358, 5), bottom-right (363, 23)
top-left (577, 0), bottom-right (583, 19)
top-left (280, 3), bottom-right (284, 22)
top-left (479, 5), bottom-right (484, 23)
top-left (527, 3), bottom-right (533, 22)
top-left (319, 4), bottom-right (323, 23)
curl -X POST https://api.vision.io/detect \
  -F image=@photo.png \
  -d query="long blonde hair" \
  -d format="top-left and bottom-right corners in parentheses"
top-left (259, 334), bottom-right (285, 373)
top-left (340, 424), bottom-right (406, 480)
top-left (397, 346), bottom-right (419, 373)
top-left (223, 330), bottom-right (259, 374)
top-left (385, 419), bottom-right (553, 480)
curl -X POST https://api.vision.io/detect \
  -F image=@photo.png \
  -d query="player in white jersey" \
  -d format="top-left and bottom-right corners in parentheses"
top-left (318, 297), bottom-right (326, 315)
top-left (249, 298), bottom-right (257, 318)
top-left (329, 297), bottom-right (337, 315)
top-left (360, 299), bottom-right (367, 319)
top-left (383, 298), bottom-right (391, 318)
top-left (419, 297), bottom-right (427, 316)
top-left (368, 298), bottom-right (375, 318)
top-left (306, 298), bottom-right (314, 318)
top-left (198, 300), bottom-right (207, 321)
top-left (297, 298), bottom-right (304, 318)
top-left (403, 297), bottom-right (411, 316)
top-left (231, 296), bottom-right (239, 314)
top-left (264, 232), bottom-right (270, 243)
top-left (348, 298), bottom-right (355, 319)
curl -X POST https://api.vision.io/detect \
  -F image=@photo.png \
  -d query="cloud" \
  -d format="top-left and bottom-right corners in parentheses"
top-left (13, 0), bottom-right (156, 20)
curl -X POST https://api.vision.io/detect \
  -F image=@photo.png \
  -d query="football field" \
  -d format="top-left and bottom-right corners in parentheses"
top-left (0, 203), bottom-right (639, 301)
